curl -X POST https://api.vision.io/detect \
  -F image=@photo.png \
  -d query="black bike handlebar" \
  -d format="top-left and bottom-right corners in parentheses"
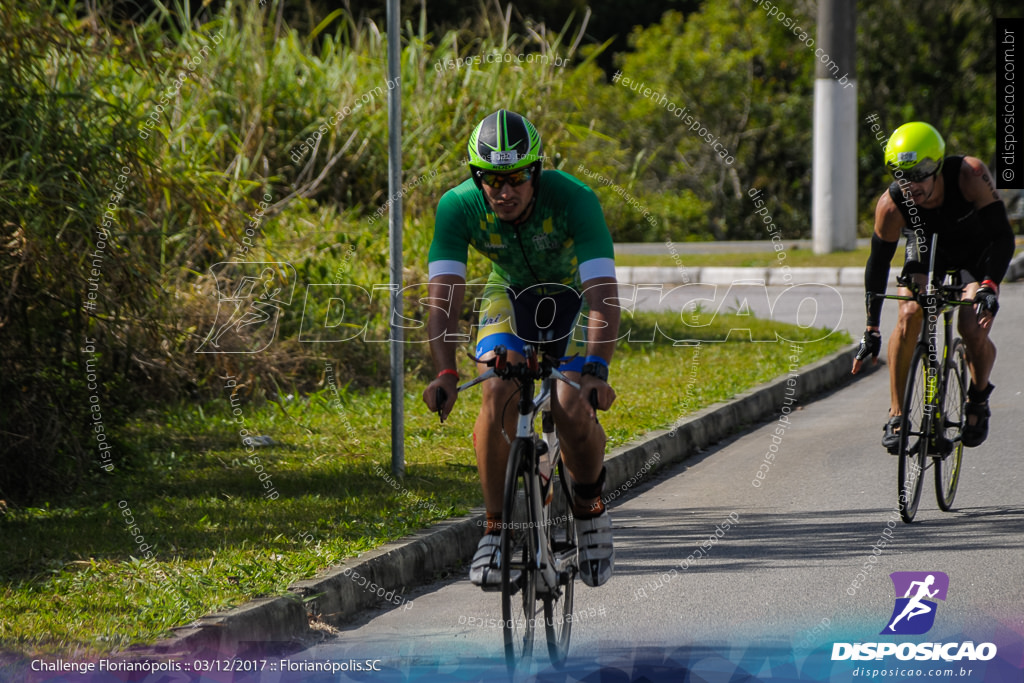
top-left (432, 344), bottom-right (591, 422)
top-left (870, 275), bottom-right (973, 307)
top-left (474, 344), bottom-right (568, 381)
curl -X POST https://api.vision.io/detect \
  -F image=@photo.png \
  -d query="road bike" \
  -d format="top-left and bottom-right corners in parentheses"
top-left (876, 234), bottom-right (973, 523)
top-left (440, 344), bottom-right (581, 672)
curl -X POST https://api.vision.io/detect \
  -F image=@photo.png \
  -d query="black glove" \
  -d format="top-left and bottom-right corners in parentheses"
top-left (973, 286), bottom-right (999, 317)
top-left (854, 329), bottom-right (882, 364)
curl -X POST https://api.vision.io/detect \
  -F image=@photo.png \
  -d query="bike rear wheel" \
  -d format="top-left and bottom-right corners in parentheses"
top-left (542, 456), bottom-right (576, 667)
top-left (501, 439), bottom-right (536, 672)
top-left (935, 338), bottom-right (967, 511)
top-left (898, 345), bottom-right (930, 523)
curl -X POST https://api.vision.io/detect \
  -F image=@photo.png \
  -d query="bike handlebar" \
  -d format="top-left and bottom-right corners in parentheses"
top-left (870, 275), bottom-right (973, 307)
top-left (433, 344), bottom-right (585, 422)
top-left (458, 345), bottom-right (581, 390)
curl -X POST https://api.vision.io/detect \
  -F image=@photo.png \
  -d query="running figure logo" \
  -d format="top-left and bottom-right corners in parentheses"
top-left (197, 262), bottom-right (296, 354)
top-left (881, 571), bottom-right (949, 635)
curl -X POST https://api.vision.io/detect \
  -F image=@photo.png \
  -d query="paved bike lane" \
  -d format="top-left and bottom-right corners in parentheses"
top-left (274, 282), bottom-right (1023, 681)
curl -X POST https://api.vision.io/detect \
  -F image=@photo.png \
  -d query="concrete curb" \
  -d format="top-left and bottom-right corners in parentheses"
top-left (289, 512), bottom-right (481, 623)
top-left (613, 241), bottom-right (1024, 285)
top-left (150, 595), bottom-right (308, 657)
top-left (147, 345), bottom-right (858, 657)
top-left (614, 265), bottom-right (898, 287)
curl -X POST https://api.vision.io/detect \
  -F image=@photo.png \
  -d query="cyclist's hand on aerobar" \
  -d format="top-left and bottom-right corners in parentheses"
top-left (579, 374), bottom-right (615, 419)
top-left (423, 375), bottom-right (458, 423)
top-left (973, 283), bottom-right (999, 330)
top-left (851, 329), bottom-right (882, 375)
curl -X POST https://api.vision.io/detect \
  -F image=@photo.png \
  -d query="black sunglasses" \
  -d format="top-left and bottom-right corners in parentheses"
top-left (890, 158), bottom-right (941, 183)
top-left (475, 167), bottom-right (534, 189)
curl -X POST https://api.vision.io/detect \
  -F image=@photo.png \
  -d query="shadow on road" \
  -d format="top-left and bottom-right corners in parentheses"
top-left (613, 504), bottom-right (1024, 576)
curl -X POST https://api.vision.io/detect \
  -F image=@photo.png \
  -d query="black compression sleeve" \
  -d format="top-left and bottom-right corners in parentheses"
top-left (865, 233), bottom-right (899, 327)
top-left (978, 201), bottom-right (1016, 284)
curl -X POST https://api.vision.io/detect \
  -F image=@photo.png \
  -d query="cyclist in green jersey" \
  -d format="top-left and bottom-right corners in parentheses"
top-left (422, 110), bottom-right (620, 589)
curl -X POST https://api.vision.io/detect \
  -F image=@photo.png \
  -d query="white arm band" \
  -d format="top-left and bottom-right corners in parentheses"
top-left (428, 260), bottom-right (468, 280)
top-left (579, 257), bottom-right (617, 283)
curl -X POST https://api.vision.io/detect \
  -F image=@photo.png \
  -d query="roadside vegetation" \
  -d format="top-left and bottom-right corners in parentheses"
top-left (1, 0), bottom-right (1012, 503)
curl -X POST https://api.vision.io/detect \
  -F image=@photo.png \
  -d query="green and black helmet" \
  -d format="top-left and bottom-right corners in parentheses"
top-left (467, 110), bottom-right (543, 188)
top-left (884, 122), bottom-right (946, 183)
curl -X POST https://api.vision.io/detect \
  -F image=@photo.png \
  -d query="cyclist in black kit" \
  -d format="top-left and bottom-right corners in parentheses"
top-left (852, 122), bottom-right (1015, 452)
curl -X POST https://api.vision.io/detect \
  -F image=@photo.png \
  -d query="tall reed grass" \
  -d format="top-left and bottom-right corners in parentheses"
top-left (0, 0), bottom-right (619, 503)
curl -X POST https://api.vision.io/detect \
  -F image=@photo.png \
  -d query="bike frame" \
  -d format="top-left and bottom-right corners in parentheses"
top-left (516, 362), bottom-right (577, 594)
top-left (456, 345), bottom-right (579, 594)
top-left (876, 233), bottom-right (973, 521)
top-left (881, 235), bottom-right (972, 453)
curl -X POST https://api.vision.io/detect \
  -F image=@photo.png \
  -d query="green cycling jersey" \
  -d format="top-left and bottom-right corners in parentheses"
top-left (428, 169), bottom-right (615, 289)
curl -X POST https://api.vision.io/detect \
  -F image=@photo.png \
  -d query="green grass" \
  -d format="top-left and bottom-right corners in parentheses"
top-left (0, 312), bottom-right (849, 657)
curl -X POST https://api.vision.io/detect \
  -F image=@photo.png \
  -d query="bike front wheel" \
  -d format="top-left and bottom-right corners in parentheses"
top-left (501, 438), bottom-right (536, 672)
top-left (935, 338), bottom-right (967, 511)
top-left (542, 456), bottom-right (576, 667)
top-left (898, 345), bottom-right (931, 523)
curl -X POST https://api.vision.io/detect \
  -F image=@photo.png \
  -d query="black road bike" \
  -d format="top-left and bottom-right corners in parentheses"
top-left (876, 234), bottom-right (973, 523)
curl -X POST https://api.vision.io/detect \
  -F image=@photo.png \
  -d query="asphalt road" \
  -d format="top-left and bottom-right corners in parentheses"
top-left (286, 283), bottom-right (1024, 681)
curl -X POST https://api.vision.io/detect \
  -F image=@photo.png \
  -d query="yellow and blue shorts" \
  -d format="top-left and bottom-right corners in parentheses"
top-left (474, 281), bottom-right (588, 372)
